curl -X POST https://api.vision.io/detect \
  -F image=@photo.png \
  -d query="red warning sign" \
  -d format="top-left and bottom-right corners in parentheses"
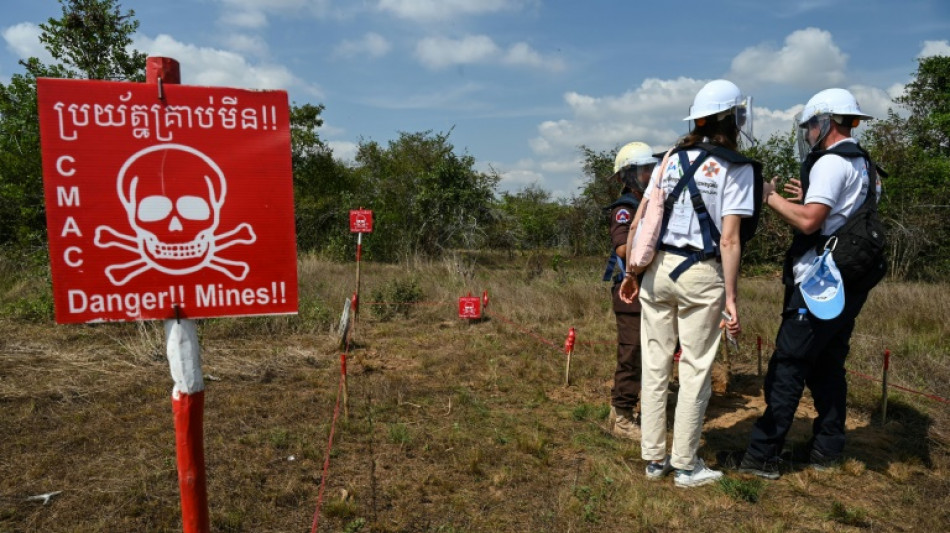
top-left (349, 209), bottom-right (373, 233)
top-left (37, 77), bottom-right (298, 323)
top-left (458, 295), bottom-right (481, 319)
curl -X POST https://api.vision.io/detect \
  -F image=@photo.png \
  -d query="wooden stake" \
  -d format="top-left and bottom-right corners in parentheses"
top-left (757, 336), bottom-right (763, 377)
top-left (881, 349), bottom-right (890, 424)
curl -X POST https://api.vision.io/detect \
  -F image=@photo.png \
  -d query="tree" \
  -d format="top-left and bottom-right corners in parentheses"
top-left (496, 185), bottom-right (566, 250)
top-left (354, 130), bottom-right (499, 260)
top-left (566, 146), bottom-right (618, 256)
top-left (38, 0), bottom-right (146, 82)
top-left (289, 103), bottom-right (362, 255)
top-left (0, 0), bottom-right (146, 248)
top-left (741, 130), bottom-right (799, 269)
top-left (865, 55), bottom-right (950, 279)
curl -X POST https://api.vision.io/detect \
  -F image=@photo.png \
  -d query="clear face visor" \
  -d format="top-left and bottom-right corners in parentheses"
top-left (734, 96), bottom-right (754, 147)
top-left (617, 162), bottom-right (656, 192)
top-left (690, 96), bottom-right (755, 147)
top-left (795, 112), bottom-right (832, 162)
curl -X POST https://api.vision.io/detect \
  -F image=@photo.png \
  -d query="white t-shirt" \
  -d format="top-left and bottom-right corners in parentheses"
top-left (792, 139), bottom-right (871, 283)
top-left (644, 147), bottom-right (755, 251)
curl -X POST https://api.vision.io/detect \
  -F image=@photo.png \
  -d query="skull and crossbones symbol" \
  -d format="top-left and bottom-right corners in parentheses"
top-left (94, 143), bottom-right (256, 286)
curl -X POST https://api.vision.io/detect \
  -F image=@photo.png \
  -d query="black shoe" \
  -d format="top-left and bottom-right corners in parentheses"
top-left (808, 449), bottom-right (842, 471)
top-left (717, 450), bottom-right (781, 480)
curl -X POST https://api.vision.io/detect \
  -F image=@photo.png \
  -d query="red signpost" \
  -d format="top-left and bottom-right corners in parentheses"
top-left (37, 57), bottom-right (297, 533)
top-left (349, 209), bottom-right (372, 334)
top-left (349, 209), bottom-right (373, 234)
top-left (458, 293), bottom-right (482, 319)
top-left (37, 68), bottom-right (297, 323)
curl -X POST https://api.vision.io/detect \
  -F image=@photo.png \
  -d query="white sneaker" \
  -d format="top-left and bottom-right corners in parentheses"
top-left (673, 459), bottom-right (723, 488)
top-left (645, 455), bottom-right (673, 480)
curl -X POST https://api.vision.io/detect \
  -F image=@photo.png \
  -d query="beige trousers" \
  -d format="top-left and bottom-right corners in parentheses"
top-left (639, 250), bottom-right (724, 470)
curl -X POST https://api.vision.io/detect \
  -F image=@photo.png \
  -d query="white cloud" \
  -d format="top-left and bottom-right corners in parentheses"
top-left (334, 33), bottom-right (391, 59)
top-left (499, 168), bottom-right (545, 190)
top-left (134, 33), bottom-right (322, 97)
top-left (529, 77), bottom-right (705, 157)
top-left (753, 104), bottom-right (801, 142)
top-left (217, 0), bottom-right (334, 28)
top-left (415, 35), bottom-right (563, 71)
top-left (328, 140), bottom-right (358, 163)
top-left (2, 22), bottom-right (54, 65)
top-left (729, 27), bottom-right (847, 89)
top-left (219, 10), bottom-right (269, 29)
top-left (416, 35), bottom-right (499, 68)
top-left (919, 40), bottom-right (950, 58)
top-left (523, 76), bottom-right (811, 198)
top-left (222, 33), bottom-right (270, 56)
top-left (847, 84), bottom-right (901, 120)
top-left (378, 0), bottom-right (532, 22)
top-left (503, 42), bottom-right (564, 71)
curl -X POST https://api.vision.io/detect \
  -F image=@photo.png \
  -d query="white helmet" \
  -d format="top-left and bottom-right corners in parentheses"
top-left (684, 79), bottom-right (745, 121)
top-left (796, 88), bottom-right (873, 160)
top-left (798, 88), bottom-right (873, 127)
top-left (613, 141), bottom-right (657, 172)
top-left (613, 141), bottom-right (657, 192)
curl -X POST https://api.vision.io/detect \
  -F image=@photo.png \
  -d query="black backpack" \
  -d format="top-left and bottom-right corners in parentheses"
top-left (794, 143), bottom-right (887, 292)
top-left (824, 159), bottom-right (887, 292)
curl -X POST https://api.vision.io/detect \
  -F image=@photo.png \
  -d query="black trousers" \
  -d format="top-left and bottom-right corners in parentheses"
top-left (611, 283), bottom-right (642, 411)
top-left (745, 284), bottom-right (870, 461)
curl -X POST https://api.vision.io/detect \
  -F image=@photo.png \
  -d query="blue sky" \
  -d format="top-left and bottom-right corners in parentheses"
top-left (3, 0), bottom-right (949, 198)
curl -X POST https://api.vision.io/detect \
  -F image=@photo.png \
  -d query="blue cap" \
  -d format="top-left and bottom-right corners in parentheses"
top-left (799, 250), bottom-right (845, 320)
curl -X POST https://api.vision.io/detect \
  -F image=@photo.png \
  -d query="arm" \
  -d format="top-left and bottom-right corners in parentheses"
top-left (763, 177), bottom-right (831, 234)
top-left (618, 199), bottom-right (647, 303)
top-left (719, 214), bottom-right (742, 337)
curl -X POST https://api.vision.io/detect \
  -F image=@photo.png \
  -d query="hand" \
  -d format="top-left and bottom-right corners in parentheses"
top-left (763, 177), bottom-right (778, 205)
top-left (619, 275), bottom-right (639, 303)
top-left (783, 178), bottom-right (803, 203)
top-left (720, 303), bottom-right (741, 338)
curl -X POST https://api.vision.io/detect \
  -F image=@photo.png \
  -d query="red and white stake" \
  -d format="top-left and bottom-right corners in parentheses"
top-left (151, 56), bottom-right (209, 533)
top-left (166, 316), bottom-right (208, 533)
top-left (563, 327), bottom-right (576, 386)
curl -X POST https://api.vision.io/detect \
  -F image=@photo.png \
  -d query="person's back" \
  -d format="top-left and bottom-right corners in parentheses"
top-left (620, 79), bottom-right (759, 488)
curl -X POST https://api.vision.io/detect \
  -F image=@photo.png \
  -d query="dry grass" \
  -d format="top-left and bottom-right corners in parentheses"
top-left (0, 251), bottom-right (948, 532)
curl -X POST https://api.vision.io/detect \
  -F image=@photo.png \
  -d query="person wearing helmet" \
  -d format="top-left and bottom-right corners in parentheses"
top-left (619, 79), bottom-right (761, 488)
top-left (722, 88), bottom-right (881, 479)
top-left (602, 141), bottom-right (657, 440)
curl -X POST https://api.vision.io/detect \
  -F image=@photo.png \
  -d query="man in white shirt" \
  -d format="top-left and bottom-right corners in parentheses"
top-left (725, 88), bottom-right (880, 479)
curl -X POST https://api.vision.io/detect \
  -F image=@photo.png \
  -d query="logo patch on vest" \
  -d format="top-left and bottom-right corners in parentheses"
top-left (702, 161), bottom-right (720, 177)
top-left (615, 208), bottom-right (631, 224)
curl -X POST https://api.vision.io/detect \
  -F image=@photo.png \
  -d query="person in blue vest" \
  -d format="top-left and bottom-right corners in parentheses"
top-left (720, 88), bottom-right (881, 479)
top-left (619, 79), bottom-right (760, 487)
top-left (603, 141), bottom-right (658, 440)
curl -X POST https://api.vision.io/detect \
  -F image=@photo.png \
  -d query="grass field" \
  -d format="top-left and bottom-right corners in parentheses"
top-left (1, 252), bottom-right (948, 532)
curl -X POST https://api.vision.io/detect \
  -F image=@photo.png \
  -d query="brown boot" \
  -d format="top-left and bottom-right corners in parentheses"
top-left (608, 406), bottom-right (641, 441)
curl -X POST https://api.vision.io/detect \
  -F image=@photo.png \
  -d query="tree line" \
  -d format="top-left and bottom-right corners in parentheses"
top-left (2, 1), bottom-right (949, 280)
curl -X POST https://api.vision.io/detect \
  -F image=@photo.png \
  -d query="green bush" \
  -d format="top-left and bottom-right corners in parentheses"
top-left (369, 277), bottom-right (423, 320)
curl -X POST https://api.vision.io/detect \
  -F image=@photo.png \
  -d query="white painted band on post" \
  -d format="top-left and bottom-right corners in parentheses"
top-left (165, 318), bottom-right (205, 395)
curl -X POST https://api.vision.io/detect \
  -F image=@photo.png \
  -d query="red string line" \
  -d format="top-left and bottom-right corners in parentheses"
top-left (483, 308), bottom-right (560, 350)
top-left (309, 348), bottom-right (347, 532)
top-left (757, 337), bottom-right (949, 405)
top-left (360, 301), bottom-right (445, 306)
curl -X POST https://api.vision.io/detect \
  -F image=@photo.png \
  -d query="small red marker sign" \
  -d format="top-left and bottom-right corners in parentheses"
top-left (458, 294), bottom-right (481, 319)
top-left (349, 209), bottom-right (373, 233)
